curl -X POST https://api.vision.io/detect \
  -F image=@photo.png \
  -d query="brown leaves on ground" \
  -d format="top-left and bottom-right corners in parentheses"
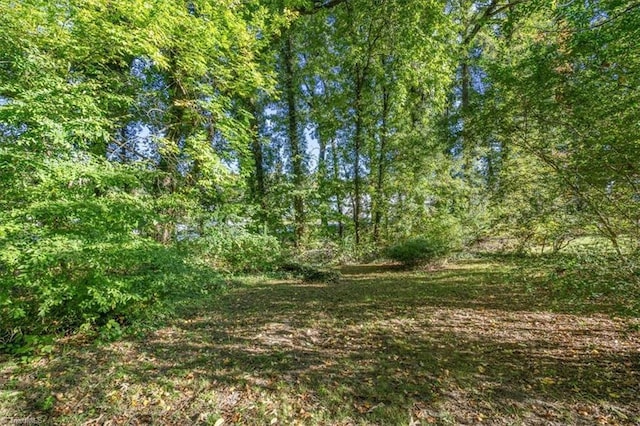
top-left (1, 260), bottom-right (639, 425)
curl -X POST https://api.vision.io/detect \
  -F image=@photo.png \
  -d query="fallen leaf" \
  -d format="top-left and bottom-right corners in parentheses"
top-left (540, 377), bottom-right (556, 385)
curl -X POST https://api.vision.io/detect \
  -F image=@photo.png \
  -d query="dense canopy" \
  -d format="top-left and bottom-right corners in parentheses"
top-left (1, 0), bottom-right (639, 336)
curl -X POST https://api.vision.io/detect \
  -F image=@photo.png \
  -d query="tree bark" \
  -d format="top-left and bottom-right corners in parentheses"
top-left (248, 98), bottom-right (267, 226)
top-left (461, 59), bottom-right (472, 177)
top-left (317, 129), bottom-right (329, 230)
top-left (331, 137), bottom-right (345, 239)
top-left (373, 84), bottom-right (389, 242)
top-left (353, 64), bottom-right (364, 245)
top-left (284, 32), bottom-right (306, 246)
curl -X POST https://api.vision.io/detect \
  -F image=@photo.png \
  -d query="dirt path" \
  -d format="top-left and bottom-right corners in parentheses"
top-left (2, 261), bottom-right (639, 425)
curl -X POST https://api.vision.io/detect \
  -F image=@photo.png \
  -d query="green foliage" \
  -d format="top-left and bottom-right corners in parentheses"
top-left (0, 149), bottom-right (185, 340)
top-left (0, 0), bottom-right (637, 354)
top-left (387, 238), bottom-right (443, 266)
top-left (0, 0), bottom-right (284, 349)
top-left (493, 243), bottom-right (640, 316)
top-left (386, 220), bottom-right (460, 266)
top-left (279, 262), bottom-right (341, 283)
top-left (335, 239), bottom-right (382, 264)
top-left (543, 249), bottom-right (640, 315)
top-left (295, 241), bottom-right (341, 265)
top-left (465, 0), bottom-right (640, 254)
top-left (194, 226), bottom-right (284, 273)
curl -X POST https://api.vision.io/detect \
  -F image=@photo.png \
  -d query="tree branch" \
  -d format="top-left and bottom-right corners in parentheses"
top-left (587, 1), bottom-right (640, 30)
top-left (463, 0), bottom-right (528, 45)
top-left (297, 0), bottom-right (350, 15)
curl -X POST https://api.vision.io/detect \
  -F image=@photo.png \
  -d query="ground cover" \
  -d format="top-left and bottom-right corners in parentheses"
top-left (1, 258), bottom-right (639, 425)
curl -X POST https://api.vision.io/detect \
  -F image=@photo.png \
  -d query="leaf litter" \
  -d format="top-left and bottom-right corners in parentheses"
top-left (1, 259), bottom-right (639, 425)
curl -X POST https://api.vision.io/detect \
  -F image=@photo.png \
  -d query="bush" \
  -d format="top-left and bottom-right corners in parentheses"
top-left (386, 237), bottom-right (448, 265)
top-left (386, 219), bottom-right (460, 266)
top-left (545, 249), bottom-right (640, 314)
top-left (279, 262), bottom-right (341, 283)
top-left (296, 241), bottom-right (340, 265)
top-left (195, 226), bottom-right (284, 273)
top-left (503, 245), bottom-right (640, 316)
top-left (0, 151), bottom-right (190, 342)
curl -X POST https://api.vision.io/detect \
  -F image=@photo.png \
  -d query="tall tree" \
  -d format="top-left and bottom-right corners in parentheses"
top-left (282, 27), bottom-right (308, 245)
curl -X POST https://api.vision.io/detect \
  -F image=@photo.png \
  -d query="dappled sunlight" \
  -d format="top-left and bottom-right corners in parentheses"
top-left (2, 260), bottom-right (639, 424)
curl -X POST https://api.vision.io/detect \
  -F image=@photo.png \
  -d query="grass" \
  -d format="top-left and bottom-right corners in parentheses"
top-left (1, 257), bottom-right (639, 425)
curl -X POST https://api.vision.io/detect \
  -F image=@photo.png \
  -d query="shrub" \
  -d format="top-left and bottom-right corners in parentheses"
top-left (545, 249), bottom-right (640, 314)
top-left (279, 262), bottom-right (341, 283)
top-left (0, 151), bottom-right (188, 342)
top-left (296, 241), bottom-right (340, 265)
top-left (386, 219), bottom-right (460, 266)
top-left (505, 245), bottom-right (640, 316)
top-left (386, 237), bottom-right (448, 265)
top-left (196, 226), bottom-right (284, 273)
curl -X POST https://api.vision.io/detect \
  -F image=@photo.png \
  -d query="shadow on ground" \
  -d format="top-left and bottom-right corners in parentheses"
top-left (2, 261), bottom-right (639, 425)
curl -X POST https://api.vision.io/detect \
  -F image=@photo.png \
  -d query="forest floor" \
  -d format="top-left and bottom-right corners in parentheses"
top-left (1, 258), bottom-right (640, 425)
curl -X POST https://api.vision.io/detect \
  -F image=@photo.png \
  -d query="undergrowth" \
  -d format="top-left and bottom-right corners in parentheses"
top-left (481, 248), bottom-right (640, 316)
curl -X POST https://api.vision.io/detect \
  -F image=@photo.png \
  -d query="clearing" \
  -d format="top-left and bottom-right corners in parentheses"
top-left (1, 258), bottom-right (639, 425)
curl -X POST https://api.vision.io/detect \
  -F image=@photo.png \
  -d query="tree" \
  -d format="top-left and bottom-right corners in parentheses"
top-left (465, 0), bottom-right (640, 253)
top-left (0, 0), bottom-right (280, 335)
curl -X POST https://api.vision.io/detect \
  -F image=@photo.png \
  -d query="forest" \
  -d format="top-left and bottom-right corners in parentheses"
top-left (1, 0), bottom-right (639, 424)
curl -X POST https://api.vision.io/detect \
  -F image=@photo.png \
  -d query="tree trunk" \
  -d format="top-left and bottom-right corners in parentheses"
top-left (248, 98), bottom-right (267, 226)
top-left (155, 50), bottom-right (190, 244)
top-left (353, 65), bottom-right (364, 245)
top-left (373, 85), bottom-right (389, 242)
top-left (331, 137), bottom-right (344, 239)
top-left (317, 129), bottom-right (329, 230)
top-left (461, 60), bottom-right (472, 177)
top-left (284, 32), bottom-right (306, 247)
